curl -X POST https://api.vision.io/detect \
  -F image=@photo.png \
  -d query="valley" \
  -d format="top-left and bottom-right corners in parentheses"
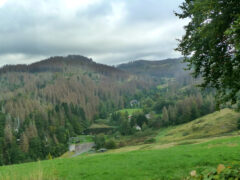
top-left (1, 0), bottom-right (240, 179)
top-left (0, 55), bottom-right (239, 179)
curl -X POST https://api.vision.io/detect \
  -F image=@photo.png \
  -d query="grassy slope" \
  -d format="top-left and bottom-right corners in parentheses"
top-left (1, 109), bottom-right (240, 180)
top-left (1, 136), bottom-right (240, 180)
top-left (156, 108), bottom-right (240, 143)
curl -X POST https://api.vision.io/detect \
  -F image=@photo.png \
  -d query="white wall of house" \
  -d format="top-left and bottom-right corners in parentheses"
top-left (69, 144), bottom-right (76, 152)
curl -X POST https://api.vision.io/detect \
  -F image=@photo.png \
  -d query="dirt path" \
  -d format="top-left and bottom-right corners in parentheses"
top-left (72, 142), bottom-right (95, 157)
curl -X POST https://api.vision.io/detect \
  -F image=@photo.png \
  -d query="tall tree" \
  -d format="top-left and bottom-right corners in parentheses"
top-left (176, 0), bottom-right (240, 106)
top-left (168, 105), bottom-right (177, 125)
top-left (20, 133), bottom-right (29, 153)
top-left (162, 107), bottom-right (169, 125)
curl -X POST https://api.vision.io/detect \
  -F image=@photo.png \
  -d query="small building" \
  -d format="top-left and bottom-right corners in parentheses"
top-left (69, 144), bottom-right (76, 152)
top-left (145, 114), bottom-right (151, 120)
top-left (128, 115), bottom-right (132, 121)
top-left (130, 100), bottom-right (139, 107)
top-left (135, 125), bottom-right (141, 131)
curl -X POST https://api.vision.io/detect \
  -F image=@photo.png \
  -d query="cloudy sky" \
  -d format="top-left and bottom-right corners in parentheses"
top-left (0, 0), bottom-right (187, 66)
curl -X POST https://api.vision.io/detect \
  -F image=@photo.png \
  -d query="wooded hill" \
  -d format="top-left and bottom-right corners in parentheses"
top-left (118, 58), bottom-right (185, 78)
top-left (0, 55), bottom-right (187, 165)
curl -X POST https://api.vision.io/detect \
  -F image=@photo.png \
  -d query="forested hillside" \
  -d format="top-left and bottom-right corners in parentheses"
top-left (118, 58), bottom-right (185, 78)
top-left (0, 55), bottom-right (215, 166)
top-left (0, 55), bottom-right (155, 165)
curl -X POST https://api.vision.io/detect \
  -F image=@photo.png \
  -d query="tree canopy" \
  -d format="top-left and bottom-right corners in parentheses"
top-left (176, 0), bottom-right (240, 107)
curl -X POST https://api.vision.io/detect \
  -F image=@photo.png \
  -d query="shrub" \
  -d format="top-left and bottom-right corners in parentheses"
top-left (237, 118), bottom-right (240, 130)
top-left (105, 139), bottom-right (117, 149)
top-left (118, 141), bottom-right (126, 148)
top-left (186, 164), bottom-right (240, 180)
top-left (94, 134), bottom-right (105, 149)
top-left (182, 132), bottom-right (190, 136)
top-left (144, 138), bottom-right (156, 144)
top-left (135, 129), bottom-right (154, 137)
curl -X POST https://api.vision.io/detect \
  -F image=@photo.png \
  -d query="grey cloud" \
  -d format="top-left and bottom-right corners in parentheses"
top-left (0, 0), bottom-right (186, 66)
top-left (124, 0), bottom-right (183, 24)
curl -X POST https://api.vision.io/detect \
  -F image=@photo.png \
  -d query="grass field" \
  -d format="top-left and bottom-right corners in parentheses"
top-left (117, 108), bottom-right (142, 115)
top-left (1, 109), bottom-right (240, 180)
top-left (69, 135), bottom-right (93, 144)
top-left (1, 136), bottom-right (240, 180)
top-left (156, 108), bottom-right (240, 143)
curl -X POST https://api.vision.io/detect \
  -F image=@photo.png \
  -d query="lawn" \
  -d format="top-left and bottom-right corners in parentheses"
top-left (1, 108), bottom-right (240, 180)
top-left (117, 108), bottom-right (142, 115)
top-left (1, 135), bottom-right (240, 180)
top-left (69, 135), bottom-right (93, 144)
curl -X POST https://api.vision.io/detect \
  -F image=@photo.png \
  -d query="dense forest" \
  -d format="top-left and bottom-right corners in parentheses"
top-left (0, 55), bottom-right (155, 164)
top-left (0, 55), bottom-right (216, 165)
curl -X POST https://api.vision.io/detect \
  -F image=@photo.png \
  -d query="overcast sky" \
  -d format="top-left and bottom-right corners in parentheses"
top-left (0, 0), bottom-right (187, 66)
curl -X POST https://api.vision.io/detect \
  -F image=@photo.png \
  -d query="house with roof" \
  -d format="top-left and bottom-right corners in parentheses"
top-left (130, 99), bottom-right (140, 107)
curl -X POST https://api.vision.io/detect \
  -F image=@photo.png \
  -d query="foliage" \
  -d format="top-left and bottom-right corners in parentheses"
top-left (237, 118), bottom-right (240, 130)
top-left (105, 139), bottom-right (117, 149)
top-left (186, 164), bottom-right (240, 180)
top-left (176, 0), bottom-right (240, 107)
top-left (144, 137), bottom-right (156, 144)
top-left (93, 134), bottom-right (105, 150)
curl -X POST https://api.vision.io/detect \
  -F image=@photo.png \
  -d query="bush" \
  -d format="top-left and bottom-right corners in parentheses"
top-left (94, 134), bottom-right (105, 150)
top-left (186, 164), bottom-right (240, 180)
top-left (105, 139), bottom-right (117, 149)
top-left (182, 132), bottom-right (190, 136)
top-left (237, 118), bottom-right (240, 130)
top-left (144, 138), bottom-right (156, 144)
top-left (135, 129), bottom-right (154, 137)
top-left (118, 141), bottom-right (126, 148)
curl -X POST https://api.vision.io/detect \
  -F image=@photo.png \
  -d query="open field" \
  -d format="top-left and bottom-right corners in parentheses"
top-left (69, 135), bottom-right (93, 144)
top-left (1, 135), bottom-right (240, 180)
top-left (1, 108), bottom-right (240, 180)
top-left (116, 108), bottom-right (143, 115)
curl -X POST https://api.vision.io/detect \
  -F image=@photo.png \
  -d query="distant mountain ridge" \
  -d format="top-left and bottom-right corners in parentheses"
top-left (0, 55), bottom-right (124, 76)
top-left (117, 58), bottom-right (185, 78)
top-left (0, 55), bottom-right (185, 78)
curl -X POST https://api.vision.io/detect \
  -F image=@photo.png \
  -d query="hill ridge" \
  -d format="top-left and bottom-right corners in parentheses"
top-left (0, 55), bottom-right (124, 75)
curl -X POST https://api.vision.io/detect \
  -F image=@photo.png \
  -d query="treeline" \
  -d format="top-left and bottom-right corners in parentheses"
top-left (106, 74), bottom-right (216, 136)
top-left (0, 103), bottom-right (88, 165)
top-left (109, 93), bottom-right (215, 137)
top-left (110, 111), bottom-right (148, 135)
top-left (152, 93), bottom-right (215, 127)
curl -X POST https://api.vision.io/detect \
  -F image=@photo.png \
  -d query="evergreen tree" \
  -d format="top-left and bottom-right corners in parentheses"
top-left (162, 107), bottom-right (169, 125)
top-left (168, 105), bottom-right (177, 125)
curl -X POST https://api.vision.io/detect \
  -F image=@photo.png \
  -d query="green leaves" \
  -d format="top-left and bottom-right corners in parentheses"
top-left (187, 163), bottom-right (240, 180)
top-left (176, 0), bottom-right (240, 107)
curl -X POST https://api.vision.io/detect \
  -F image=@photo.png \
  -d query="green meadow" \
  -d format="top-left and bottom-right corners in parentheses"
top-left (116, 108), bottom-right (143, 115)
top-left (1, 109), bottom-right (240, 180)
top-left (1, 136), bottom-right (240, 180)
